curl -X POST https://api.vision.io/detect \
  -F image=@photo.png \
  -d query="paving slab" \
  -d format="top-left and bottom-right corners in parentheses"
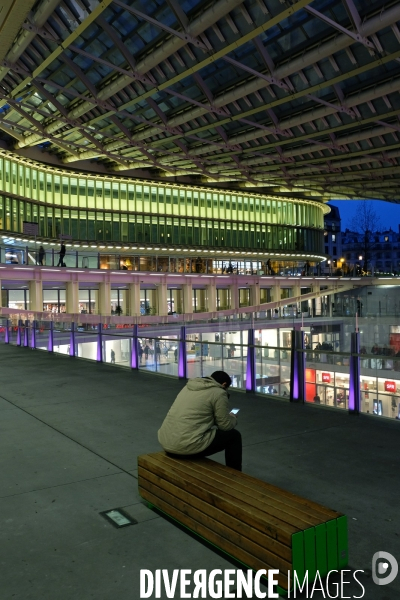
top-left (0, 343), bottom-right (399, 599)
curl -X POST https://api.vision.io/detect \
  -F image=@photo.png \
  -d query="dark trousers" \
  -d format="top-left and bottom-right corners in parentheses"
top-left (168, 429), bottom-right (242, 471)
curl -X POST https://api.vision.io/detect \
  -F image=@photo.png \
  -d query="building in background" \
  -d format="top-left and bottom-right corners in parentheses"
top-left (341, 227), bottom-right (400, 275)
top-left (323, 204), bottom-right (342, 274)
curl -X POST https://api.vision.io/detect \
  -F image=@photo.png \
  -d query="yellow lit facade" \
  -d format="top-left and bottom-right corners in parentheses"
top-left (0, 151), bottom-right (327, 257)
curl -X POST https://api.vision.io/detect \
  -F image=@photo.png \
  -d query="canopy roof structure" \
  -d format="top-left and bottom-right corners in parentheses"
top-left (0, 0), bottom-right (400, 202)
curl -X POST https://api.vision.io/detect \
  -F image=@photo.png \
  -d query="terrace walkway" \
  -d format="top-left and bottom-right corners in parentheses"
top-left (0, 343), bottom-right (399, 599)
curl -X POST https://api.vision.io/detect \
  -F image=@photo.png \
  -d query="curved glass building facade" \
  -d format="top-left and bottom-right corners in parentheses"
top-left (0, 151), bottom-right (327, 257)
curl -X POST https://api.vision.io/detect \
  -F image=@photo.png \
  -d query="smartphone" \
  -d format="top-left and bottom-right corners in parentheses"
top-left (231, 408), bottom-right (240, 415)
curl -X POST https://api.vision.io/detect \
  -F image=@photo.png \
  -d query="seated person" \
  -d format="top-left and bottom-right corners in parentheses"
top-left (158, 371), bottom-right (242, 471)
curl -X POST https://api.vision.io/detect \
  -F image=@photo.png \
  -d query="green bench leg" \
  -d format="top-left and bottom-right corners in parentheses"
top-left (326, 519), bottom-right (338, 571)
top-left (315, 523), bottom-right (328, 577)
top-left (337, 515), bottom-right (349, 568)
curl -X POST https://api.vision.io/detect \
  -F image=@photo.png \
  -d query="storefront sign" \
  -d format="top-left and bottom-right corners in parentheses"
top-left (384, 380), bottom-right (396, 392)
top-left (322, 372), bottom-right (331, 383)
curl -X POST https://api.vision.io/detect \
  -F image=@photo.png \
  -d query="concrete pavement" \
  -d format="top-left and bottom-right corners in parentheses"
top-left (0, 343), bottom-right (399, 599)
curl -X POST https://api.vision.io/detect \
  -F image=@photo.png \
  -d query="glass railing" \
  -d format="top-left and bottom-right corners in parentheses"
top-left (0, 242), bottom-right (346, 276)
top-left (1, 313), bottom-right (400, 423)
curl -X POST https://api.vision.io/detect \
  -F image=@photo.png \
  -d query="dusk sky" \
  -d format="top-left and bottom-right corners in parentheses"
top-left (328, 199), bottom-right (400, 232)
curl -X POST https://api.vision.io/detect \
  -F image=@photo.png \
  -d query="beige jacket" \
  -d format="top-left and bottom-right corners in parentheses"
top-left (158, 377), bottom-right (237, 454)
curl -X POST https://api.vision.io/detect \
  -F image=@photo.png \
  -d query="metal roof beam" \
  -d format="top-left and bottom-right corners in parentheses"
top-left (5, 0), bottom-right (115, 100)
top-left (304, 6), bottom-right (375, 51)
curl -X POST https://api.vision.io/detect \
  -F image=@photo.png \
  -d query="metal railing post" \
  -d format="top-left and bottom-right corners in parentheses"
top-left (30, 320), bottom-right (37, 349)
top-left (17, 319), bottom-right (22, 346)
top-left (5, 319), bottom-right (9, 343)
top-left (48, 321), bottom-right (54, 352)
top-left (23, 319), bottom-right (29, 347)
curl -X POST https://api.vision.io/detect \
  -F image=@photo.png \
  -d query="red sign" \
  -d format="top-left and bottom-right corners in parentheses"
top-left (305, 368), bottom-right (316, 383)
top-left (322, 372), bottom-right (331, 383)
top-left (385, 381), bottom-right (396, 392)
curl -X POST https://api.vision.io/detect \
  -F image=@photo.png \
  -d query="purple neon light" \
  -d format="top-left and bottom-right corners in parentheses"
top-left (246, 329), bottom-right (255, 392)
top-left (178, 326), bottom-right (186, 378)
top-left (17, 324), bottom-right (21, 346)
top-left (24, 321), bottom-right (29, 347)
top-left (69, 332), bottom-right (75, 356)
top-left (131, 325), bottom-right (138, 369)
top-left (348, 332), bottom-right (360, 412)
top-left (5, 321), bottom-right (9, 343)
top-left (290, 330), bottom-right (304, 401)
top-left (97, 324), bottom-right (102, 362)
top-left (292, 359), bottom-right (299, 399)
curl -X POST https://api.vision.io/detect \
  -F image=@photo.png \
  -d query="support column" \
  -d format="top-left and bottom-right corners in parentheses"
top-left (23, 319), bottom-right (29, 347)
top-left (312, 282), bottom-right (320, 317)
top-left (270, 282), bottom-right (281, 303)
top-left (183, 282), bottom-right (193, 314)
top-left (48, 321), bottom-right (54, 352)
top-left (246, 328), bottom-right (256, 393)
top-left (230, 281), bottom-right (239, 311)
top-left (70, 322), bottom-right (76, 357)
top-left (328, 295), bottom-right (333, 317)
top-left (206, 282), bottom-right (217, 312)
top-left (178, 325), bottom-right (187, 379)
top-left (98, 281), bottom-right (111, 316)
top-left (290, 329), bottom-right (306, 402)
top-left (127, 281), bottom-right (141, 317)
top-left (157, 283), bottom-right (168, 316)
top-left (131, 324), bottom-right (139, 369)
top-left (29, 280), bottom-right (43, 311)
top-left (292, 283), bottom-right (301, 300)
top-left (97, 323), bottom-right (103, 362)
top-left (250, 284), bottom-right (260, 307)
top-left (5, 319), bottom-right (9, 343)
top-left (197, 289), bottom-right (207, 313)
top-left (349, 331), bottom-right (361, 415)
top-left (66, 281), bottom-right (79, 314)
top-left (292, 283), bottom-right (301, 318)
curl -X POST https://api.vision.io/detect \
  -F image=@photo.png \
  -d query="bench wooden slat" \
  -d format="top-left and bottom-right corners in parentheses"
top-left (196, 458), bottom-right (341, 520)
top-left (139, 483), bottom-right (290, 591)
top-left (139, 465), bottom-right (292, 563)
top-left (139, 472), bottom-right (292, 576)
top-left (156, 455), bottom-right (333, 525)
top-left (138, 452), bottom-right (348, 595)
top-left (139, 455), bottom-right (297, 544)
top-left (149, 454), bottom-right (320, 530)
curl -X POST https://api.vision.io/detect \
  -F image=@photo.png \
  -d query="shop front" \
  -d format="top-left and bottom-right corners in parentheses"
top-left (43, 288), bottom-right (66, 313)
top-left (360, 376), bottom-right (400, 418)
top-left (79, 287), bottom-right (98, 314)
top-left (3, 287), bottom-right (29, 310)
top-left (306, 369), bottom-right (350, 410)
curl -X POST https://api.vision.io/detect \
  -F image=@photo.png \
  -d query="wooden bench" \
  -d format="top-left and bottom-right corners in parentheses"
top-left (138, 452), bottom-right (348, 595)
